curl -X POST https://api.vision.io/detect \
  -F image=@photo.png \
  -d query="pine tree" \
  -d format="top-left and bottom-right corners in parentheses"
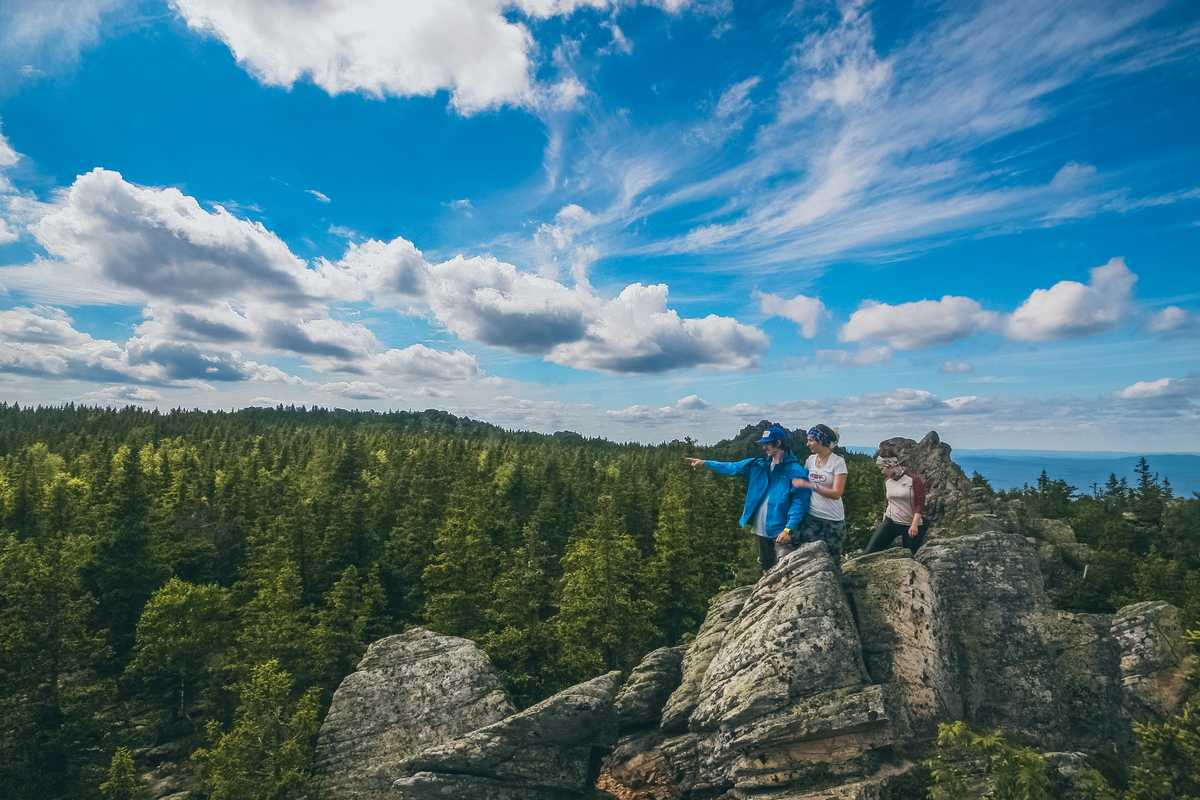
top-left (127, 578), bottom-right (233, 719)
top-left (552, 494), bottom-right (657, 683)
top-left (646, 467), bottom-right (708, 643)
top-left (99, 747), bottom-right (146, 800)
top-left (193, 660), bottom-right (321, 800)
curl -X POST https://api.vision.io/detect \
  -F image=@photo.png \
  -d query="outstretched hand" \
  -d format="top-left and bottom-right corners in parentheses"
top-left (683, 457), bottom-right (703, 469)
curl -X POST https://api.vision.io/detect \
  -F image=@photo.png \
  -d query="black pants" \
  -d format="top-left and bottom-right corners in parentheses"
top-left (758, 535), bottom-right (776, 572)
top-left (866, 517), bottom-right (928, 555)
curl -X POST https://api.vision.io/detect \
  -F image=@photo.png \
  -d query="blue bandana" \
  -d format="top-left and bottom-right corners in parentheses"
top-left (807, 425), bottom-right (834, 447)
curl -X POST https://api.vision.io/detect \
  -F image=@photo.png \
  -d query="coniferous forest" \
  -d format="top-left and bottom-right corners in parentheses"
top-left (1, 403), bottom-right (1197, 799)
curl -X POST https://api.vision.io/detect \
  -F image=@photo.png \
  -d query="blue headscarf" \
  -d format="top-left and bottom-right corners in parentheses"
top-left (807, 424), bottom-right (836, 448)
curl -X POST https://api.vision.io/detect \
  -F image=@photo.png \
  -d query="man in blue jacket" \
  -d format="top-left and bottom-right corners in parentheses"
top-left (685, 423), bottom-right (812, 572)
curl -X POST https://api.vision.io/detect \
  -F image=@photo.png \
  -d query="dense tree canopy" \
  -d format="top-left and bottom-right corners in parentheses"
top-left (0, 403), bottom-right (1195, 798)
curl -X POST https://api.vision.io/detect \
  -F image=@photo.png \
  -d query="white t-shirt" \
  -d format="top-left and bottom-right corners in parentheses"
top-left (805, 452), bottom-right (848, 521)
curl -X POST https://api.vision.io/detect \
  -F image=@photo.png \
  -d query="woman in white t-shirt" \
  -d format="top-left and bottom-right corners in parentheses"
top-left (788, 424), bottom-right (848, 561)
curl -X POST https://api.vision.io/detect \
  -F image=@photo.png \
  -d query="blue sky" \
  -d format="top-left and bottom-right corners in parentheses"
top-left (0, 0), bottom-right (1197, 449)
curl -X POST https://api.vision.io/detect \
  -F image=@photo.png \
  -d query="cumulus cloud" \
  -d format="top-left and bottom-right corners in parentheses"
top-left (428, 255), bottom-right (591, 353)
top-left (170, 1), bottom-right (691, 115)
top-left (1147, 306), bottom-right (1196, 334)
top-left (367, 345), bottom-right (480, 381)
top-left (30, 168), bottom-right (315, 306)
top-left (756, 290), bottom-right (828, 338)
top-left (1117, 377), bottom-right (1189, 401)
top-left (841, 296), bottom-right (999, 349)
top-left (80, 385), bottom-right (164, 405)
top-left (0, 305), bottom-right (304, 388)
top-left (607, 393), bottom-right (711, 421)
top-left (1007, 257), bottom-right (1136, 341)
top-left (549, 283), bottom-right (768, 373)
top-left (0, 305), bottom-right (91, 346)
top-left (882, 388), bottom-right (943, 412)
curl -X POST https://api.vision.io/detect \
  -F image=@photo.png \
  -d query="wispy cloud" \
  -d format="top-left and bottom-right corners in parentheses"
top-left (542, 0), bottom-right (1195, 272)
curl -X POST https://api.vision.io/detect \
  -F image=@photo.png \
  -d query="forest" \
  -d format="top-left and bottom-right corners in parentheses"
top-left (0, 403), bottom-right (1196, 800)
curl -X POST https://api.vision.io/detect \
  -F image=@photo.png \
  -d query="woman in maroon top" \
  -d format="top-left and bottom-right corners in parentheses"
top-left (865, 456), bottom-right (928, 554)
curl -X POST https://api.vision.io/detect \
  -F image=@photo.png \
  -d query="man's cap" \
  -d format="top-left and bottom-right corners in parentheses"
top-left (755, 423), bottom-right (790, 445)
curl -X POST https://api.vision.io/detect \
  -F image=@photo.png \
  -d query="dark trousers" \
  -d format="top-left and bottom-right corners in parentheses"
top-left (758, 535), bottom-right (776, 572)
top-left (866, 517), bottom-right (928, 555)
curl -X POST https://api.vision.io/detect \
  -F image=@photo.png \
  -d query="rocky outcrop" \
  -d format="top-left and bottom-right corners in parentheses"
top-left (595, 432), bottom-right (1194, 798)
top-left (312, 629), bottom-right (515, 800)
top-left (393, 671), bottom-right (622, 799)
top-left (1112, 601), bottom-right (1197, 721)
top-left (313, 431), bottom-right (1194, 800)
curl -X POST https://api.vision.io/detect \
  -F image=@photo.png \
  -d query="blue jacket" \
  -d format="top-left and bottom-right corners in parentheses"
top-left (703, 454), bottom-right (811, 539)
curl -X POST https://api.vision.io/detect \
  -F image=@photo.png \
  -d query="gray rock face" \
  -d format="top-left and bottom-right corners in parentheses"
top-left (660, 586), bottom-right (751, 732)
top-left (312, 628), bottom-right (515, 800)
top-left (393, 671), bottom-right (622, 800)
top-left (1112, 600), bottom-right (1198, 721)
top-left (615, 647), bottom-right (685, 732)
top-left (600, 476), bottom-right (1193, 798)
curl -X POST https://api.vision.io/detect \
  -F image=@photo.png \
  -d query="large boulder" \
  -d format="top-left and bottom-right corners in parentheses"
top-left (615, 646), bottom-right (685, 732)
top-left (393, 671), bottom-right (622, 799)
top-left (312, 628), bottom-right (515, 800)
top-left (660, 586), bottom-right (752, 732)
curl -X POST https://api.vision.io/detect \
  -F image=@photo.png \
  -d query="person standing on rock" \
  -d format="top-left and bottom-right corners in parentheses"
top-left (790, 424), bottom-right (849, 562)
top-left (865, 456), bottom-right (928, 554)
top-left (683, 423), bottom-right (811, 572)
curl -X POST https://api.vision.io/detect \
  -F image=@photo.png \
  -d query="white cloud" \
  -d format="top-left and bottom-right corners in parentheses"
top-left (882, 388), bottom-right (943, 412)
top-left (841, 295), bottom-right (999, 349)
top-left (940, 360), bottom-right (974, 374)
top-left (367, 345), bottom-right (480, 381)
top-left (620, 0), bottom-right (1183, 271)
top-left (607, 393), bottom-right (710, 421)
top-left (28, 168), bottom-right (315, 306)
top-left (1007, 257), bottom-right (1136, 342)
top-left (1147, 306), bottom-right (1195, 334)
top-left (306, 189), bottom-right (331, 203)
top-left (942, 395), bottom-right (993, 414)
top-left (172, 0), bottom-right (535, 114)
top-left (548, 282), bottom-right (768, 373)
top-left (756, 290), bottom-right (827, 338)
top-left (80, 385), bottom-right (164, 405)
top-left (715, 76), bottom-right (761, 120)
top-left (1049, 162), bottom-right (1099, 190)
top-left (1117, 377), bottom-right (1185, 401)
top-left (170, 0), bottom-right (692, 115)
top-left (319, 381), bottom-right (389, 400)
top-left (0, 0), bottom-right (125, 82)
top-left (0, 128), bottom-right (18, 170)
top-left (816, 346), bottom-right (892, 367)
top-left (427, 255), bottom-right (591, 353)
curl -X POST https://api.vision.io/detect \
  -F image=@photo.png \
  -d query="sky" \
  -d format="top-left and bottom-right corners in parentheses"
top-left (0, 0), bottom-right (1197, 450)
